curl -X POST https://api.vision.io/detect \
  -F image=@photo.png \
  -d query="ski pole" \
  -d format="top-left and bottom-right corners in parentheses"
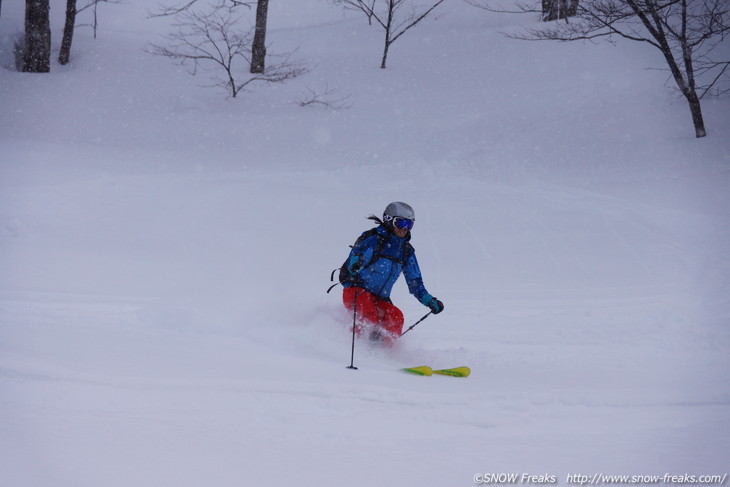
top-left (400, 311), bottom-right (433, 337)
top-left (347, 290), bottom-right (363, 370)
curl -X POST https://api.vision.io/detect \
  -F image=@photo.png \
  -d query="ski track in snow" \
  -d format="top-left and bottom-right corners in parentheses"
top-left (3, 285), bottom-right (729, 486)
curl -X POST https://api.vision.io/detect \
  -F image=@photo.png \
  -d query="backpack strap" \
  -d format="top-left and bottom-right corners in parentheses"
top-left (372, 240), bottom-right (411, 266)
top-left (355, 228), bottom-right (381, 249)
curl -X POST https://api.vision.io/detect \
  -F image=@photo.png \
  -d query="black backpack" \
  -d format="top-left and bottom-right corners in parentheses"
top-left (327, 228), bottom-right (412, 293)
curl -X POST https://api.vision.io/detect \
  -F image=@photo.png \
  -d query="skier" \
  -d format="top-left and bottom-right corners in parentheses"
top-left (341, 202), bottom-right (444, 346)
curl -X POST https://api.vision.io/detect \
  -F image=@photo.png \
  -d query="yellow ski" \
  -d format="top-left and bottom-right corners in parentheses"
top-left (402, 366), bottom-right (470, 377)
top-left (433, 366), bottom-right (470, 377)
top-left (402, 366), bottom-right (433, 376)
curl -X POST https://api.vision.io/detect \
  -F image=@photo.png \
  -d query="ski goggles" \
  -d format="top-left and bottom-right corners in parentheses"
top-left (392, 217), bottom-right (414, 231)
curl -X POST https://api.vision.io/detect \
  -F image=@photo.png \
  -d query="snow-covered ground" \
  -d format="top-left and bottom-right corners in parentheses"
top-left (1, 1), bottom-right (729, 486)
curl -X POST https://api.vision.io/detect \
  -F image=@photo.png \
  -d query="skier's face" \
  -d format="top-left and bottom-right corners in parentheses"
top-left (393, 225), bottom-right (409, 238)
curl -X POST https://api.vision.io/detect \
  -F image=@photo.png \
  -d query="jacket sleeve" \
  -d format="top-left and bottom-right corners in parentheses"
top-left (403, 249), bottom-right (430, 303)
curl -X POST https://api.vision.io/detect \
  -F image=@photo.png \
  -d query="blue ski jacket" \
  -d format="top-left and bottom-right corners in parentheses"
top-left (344, 224), bottom-right (433, 305)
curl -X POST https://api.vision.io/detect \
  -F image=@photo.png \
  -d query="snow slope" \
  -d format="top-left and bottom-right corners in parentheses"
top-left (1, 1), bottom-right (729, 486)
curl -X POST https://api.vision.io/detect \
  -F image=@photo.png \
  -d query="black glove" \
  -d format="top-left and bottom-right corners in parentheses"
top-left (427, 296), bottom-right (444, 314)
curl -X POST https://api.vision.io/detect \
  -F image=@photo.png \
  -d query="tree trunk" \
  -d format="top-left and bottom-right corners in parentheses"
top-left (542, 0), bottom-right (554, 20)
top-left (23, 0), bottom-right (51, 72)
top-left (380, 41), bottom-right (390, 69)
top-left (250, 0), bottom-right (268, 74)
top-left (59, 0), bottom-right (77, 65)
top-left (649, 24), bottom-right (708, 138)
top-left (685, 90), bottom-right (707, 138)
top-left (380, 1), bottom-right (394, 69)
top-left (564, 0), bottom-right (578, 17)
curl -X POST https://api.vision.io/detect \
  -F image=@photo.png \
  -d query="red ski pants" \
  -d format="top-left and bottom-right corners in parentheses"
top-left (342, 287), bottom-right (404, 342)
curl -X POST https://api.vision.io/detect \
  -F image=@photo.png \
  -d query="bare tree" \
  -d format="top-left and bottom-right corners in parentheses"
top-left (147, 2), bottom-right (307, 98)
top-left (334, 0), bottom-right (448, 68)
top-left (23, 0), bottom-right (51, 72)
top-left (150, 0), bottom-right (267, 76)
top-left (472, 0), bottom-right (730, 138)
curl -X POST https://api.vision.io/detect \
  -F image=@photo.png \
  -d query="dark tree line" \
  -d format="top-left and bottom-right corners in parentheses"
top-left (15, 0), bottom-right (730, 137)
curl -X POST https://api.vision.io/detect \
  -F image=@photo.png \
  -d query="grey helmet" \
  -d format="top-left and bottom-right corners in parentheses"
top-left (383, 201), bottom-right (415, 223)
